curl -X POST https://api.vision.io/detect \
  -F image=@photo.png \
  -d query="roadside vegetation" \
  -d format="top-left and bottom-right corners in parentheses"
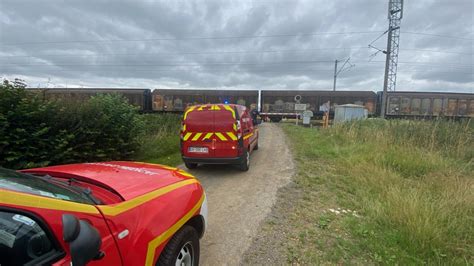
top-left (133, 113), bottom-right (182, 166)
top-left (249, 119), bottom-right (473, 264)
top-left (0, 81), bottom-right (182, 169)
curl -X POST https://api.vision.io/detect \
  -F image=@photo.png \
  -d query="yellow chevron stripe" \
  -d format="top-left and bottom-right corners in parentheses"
top-left (183, 106), bottom-right (195, 120)
top-left (197, 105), bottom-right (209, 111)
top-left (226, 132), bottom-right (237, 141)
top-left (215, 132), bottom-right (228, 141)
top-left (223, 105), bottom-right (236, 119)
top-left (211, 104), bottom-right (221, 110)
top-left (202, 133), bottom-right (213, 140)
top-left (191, 132), bottom-right (203, 141)
top-left (233, 123), bottom-right (237, 131)
top-left (183, 132), bottom-right (192, 141)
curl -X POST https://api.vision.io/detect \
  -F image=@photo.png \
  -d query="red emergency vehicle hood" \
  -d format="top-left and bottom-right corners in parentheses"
top-left (21, 161), bottom-right (194, 201)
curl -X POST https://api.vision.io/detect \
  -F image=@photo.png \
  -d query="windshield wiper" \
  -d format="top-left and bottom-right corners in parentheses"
top-left (38, 175), bottom-right (102, 205)
top-left (67, 178), bottom-right (102, 205)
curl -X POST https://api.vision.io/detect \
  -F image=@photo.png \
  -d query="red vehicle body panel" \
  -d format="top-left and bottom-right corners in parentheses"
top-left (0, 162), bottom-right (206, 266)
top-left (22, 161), bottom-right (190, 201)
top-left (180, 104), bottom-right (258, 164)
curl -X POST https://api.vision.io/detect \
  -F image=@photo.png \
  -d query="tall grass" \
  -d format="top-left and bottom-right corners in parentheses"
top-left (133, 113), bottom-right (182, 166)
top-left (282, 119), bottom-right (473, 264)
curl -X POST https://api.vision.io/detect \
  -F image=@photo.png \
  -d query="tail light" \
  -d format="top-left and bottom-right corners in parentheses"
top-left (180, 122), bottom-right (186, 139)
top-left (235, 121), bottom-right (242, 139)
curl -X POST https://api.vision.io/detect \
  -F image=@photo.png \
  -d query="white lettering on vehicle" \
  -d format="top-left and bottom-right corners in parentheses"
top-left (85, 163), bottom-right (158, 176)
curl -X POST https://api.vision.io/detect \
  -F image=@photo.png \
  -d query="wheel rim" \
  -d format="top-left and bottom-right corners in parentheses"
top-left (246, 152), bottom-right (250, 167)
top-left (176, 241), bottom-right (194, 266)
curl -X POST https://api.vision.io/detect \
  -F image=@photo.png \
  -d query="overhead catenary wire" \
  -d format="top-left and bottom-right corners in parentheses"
top-left (2, 28), bottom-right (472, 86)
top-left (3, 59), bottom-right (472, 68)
top-left (0, 47), bottom-right (369, 58)
top-left (4, 65), bottom-right (471, 75)
top-left (401, 31), bottom-right (474, 41)
top-left (0, 31), bottom-right (385, 46)
top-left (2, 47), bottom-right (471, 59)
top-left (1, 30), bottom-right (470, 47)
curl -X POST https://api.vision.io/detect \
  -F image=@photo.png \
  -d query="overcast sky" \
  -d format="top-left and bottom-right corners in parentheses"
top-left (0, 0), bottom-right (472, 92)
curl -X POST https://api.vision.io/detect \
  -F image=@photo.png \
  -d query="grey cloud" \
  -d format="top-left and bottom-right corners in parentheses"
top-left (0, 0), bottom-right (472, 93)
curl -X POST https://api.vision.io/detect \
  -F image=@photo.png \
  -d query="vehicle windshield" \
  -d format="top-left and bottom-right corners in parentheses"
top-left (0, 168), bottom-right (95, 204)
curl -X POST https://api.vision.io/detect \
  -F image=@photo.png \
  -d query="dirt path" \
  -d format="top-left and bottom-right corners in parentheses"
top-left (181, 123), bottom-right (294, 265)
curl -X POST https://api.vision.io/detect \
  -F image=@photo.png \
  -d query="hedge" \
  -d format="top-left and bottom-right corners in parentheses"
top-left (0, 81), bottom-right (144, 169)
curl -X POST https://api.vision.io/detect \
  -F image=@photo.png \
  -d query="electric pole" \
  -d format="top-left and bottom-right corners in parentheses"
top-left (381, 0), bottom-right (403, 118)
top-left (333, 57), bottom-right (353, 91)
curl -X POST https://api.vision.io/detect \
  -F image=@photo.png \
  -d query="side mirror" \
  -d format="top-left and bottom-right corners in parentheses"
top-left (62, 214), bottom-right (102, 266)
top-left (62, 214), bottom-right (80, 242)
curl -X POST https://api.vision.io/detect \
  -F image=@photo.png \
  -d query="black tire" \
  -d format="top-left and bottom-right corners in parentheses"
top-left (184, 162), bottom-right (198, 169)
top-left (156, 225), bottom-right (200, 266)
top-left (239, 150), bottom-right (250, 171)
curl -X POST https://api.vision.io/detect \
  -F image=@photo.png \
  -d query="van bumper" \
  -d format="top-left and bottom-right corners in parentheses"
top-left (182, 156), bottom-right (244, 165)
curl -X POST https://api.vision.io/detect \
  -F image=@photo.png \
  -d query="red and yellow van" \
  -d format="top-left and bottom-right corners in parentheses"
top-left (0, 162), bottom-right (207, 266)
top-left (180, 104), bottom-right (259, 171)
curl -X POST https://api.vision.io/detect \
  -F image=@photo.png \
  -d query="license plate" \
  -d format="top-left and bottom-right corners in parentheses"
top-left (188, 147), bottom-right (209, 153)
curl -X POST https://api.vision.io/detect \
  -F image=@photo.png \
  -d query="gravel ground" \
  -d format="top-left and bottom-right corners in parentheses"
top-left (181, 123), bottom-right (294, 265)
top-left (241, 181), bottom-right (302, 265)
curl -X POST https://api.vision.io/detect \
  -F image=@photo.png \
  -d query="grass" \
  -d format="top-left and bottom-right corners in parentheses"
top-left (279, 119), bottom-right (473, 265)
top-left (133, 113), bottom-right (183, 166)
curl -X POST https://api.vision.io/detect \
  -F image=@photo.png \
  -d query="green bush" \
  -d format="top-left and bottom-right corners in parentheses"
top-left (0, 81), bottom-right (144, 169)
top-left (133, 113), bottom-right (182, 166)
top-left (56, 93), bottom-right (145, 162)
top-left (0, 81), bottom-right (73, 169)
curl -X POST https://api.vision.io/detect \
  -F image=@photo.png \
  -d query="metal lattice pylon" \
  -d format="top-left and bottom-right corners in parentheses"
top-left (386, 0), bottom-right (403, 91)
top-left (381, 0), bottom-right (403, 118)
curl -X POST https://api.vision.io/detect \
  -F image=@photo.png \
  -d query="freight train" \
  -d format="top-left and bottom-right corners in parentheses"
top-left (260, 90), bottom-right (377, 122)
top-left (151, 89), bottom-right (259, 111)
top-left (28, 88), bottom-right (152, 111)
top-left (381, 91), bottom-right (474, 118)
top-left (26, 88), bottom-right (474, 120)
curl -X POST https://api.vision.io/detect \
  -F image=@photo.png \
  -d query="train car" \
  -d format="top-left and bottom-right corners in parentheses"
top-left (384, 91), bottom-right (474, 118)
top-left (27, 88), bottom-right (152, 111)
top-left (260, 90), bottom-right (377, 122)
top-left (152, 89), bottom-right (259, 111)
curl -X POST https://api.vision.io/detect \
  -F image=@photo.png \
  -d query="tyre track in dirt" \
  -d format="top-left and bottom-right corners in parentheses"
top-left (181, 123), bottom-right (294, 265)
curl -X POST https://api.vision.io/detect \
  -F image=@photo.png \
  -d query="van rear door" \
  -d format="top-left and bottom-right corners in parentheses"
top-left (182, 106), bottom-right (215, 158)
top-left (214, 105), bottom-right (239, 158)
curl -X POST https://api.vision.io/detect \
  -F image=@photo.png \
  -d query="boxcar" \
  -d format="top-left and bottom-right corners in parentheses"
top-left (152, 89), bottom-right (259, 111)
top-left (260, 90), bottom-right (377, 121)
top-left (27, 88), bottom-right (152, 111)
top-left (385, 91), bottom-right (474, 118)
